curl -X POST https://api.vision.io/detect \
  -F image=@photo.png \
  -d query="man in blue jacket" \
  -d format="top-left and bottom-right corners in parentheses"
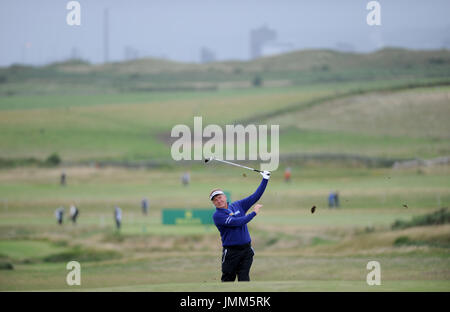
top-left (211, 170), bottom-right (270, 282)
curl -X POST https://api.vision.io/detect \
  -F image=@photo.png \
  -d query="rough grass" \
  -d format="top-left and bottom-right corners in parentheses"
top-left (43, 247), bottom-right (121, 263)
top-left (272, 86), bottom-right (450, 158)
top-left (273, 86), bottom-right (450, 139)
top-left (391, 208), bottom-right (450, 230)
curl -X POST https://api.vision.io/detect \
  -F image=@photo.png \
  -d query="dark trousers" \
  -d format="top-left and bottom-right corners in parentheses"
top-left (221, 243), bottom-right (254, 282)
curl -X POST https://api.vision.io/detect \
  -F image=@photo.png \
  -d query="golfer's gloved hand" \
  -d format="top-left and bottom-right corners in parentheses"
top-left (260, 170), bottom-right (271, 180)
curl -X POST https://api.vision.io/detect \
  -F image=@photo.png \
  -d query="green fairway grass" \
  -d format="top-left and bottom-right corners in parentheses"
top-left (1, 252), bottom-right (448, 291)
top-left (77, 280), bottom-right (450, 292)
top-left (0, 240), bottom-right (70, 260)
top-left (0, 166), bottom-right (448, 291)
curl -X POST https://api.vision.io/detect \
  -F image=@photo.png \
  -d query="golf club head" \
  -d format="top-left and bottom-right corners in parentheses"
top-left (204, 156), bottom-right (214, 164)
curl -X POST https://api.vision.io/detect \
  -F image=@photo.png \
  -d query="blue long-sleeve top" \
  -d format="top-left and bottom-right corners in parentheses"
top-left (213, 178), bottom-right (268, 247)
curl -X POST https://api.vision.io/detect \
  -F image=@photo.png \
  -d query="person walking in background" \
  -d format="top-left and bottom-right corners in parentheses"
top-left (69, 203), bottom-right (79, 224)
top-left (334, 191), bottom-right (340, 208)
top-left (60, 171), bottom-right (66, 186)
top-left (284, 167), bottom-right (292, 183)
top-left (182, 171), bottom-right (190, 186)
top-left (141, 198), bottom-right (149, 215)
top-left (328, 192), bottom-right (335, 208)
top-left (328, 191), bottom-right (340, 208)
top-left (55, 207), bottom-right (64, 225)
top-left (114, 206), bottom-right (122, 230)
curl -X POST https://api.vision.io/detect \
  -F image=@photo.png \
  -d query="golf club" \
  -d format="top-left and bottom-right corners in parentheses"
top-left (204, 156), bottom-right (263, 173)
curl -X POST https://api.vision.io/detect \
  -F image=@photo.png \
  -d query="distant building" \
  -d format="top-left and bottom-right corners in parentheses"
top-left (200, 47), bottom-right (216, 64)
top-left (250, 25), bottom-right (277, 59)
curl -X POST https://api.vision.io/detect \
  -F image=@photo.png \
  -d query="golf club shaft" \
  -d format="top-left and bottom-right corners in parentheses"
top-left (214, 158), bottom-right (262, 173)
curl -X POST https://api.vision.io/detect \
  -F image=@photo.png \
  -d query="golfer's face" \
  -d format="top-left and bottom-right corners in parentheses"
top-left (212, 194), bottom-right (227, 208)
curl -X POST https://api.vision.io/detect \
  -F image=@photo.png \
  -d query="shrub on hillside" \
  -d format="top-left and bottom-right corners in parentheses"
top-left (43, 247), bottom-right (121, 263)
top-left (391, 208), bottom-right (450, 230)
top-left (45, 153), bottom-right (61, 166)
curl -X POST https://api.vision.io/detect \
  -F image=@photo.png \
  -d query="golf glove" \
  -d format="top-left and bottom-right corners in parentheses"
top-left (260, 170), bottom-right (271, 180)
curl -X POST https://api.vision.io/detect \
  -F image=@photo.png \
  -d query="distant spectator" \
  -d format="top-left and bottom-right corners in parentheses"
top-left (60, 171), bottom-right (66, 186)
top-left (69, 204), bottom-right (79, 224)
top-left (328, 191), bottom-right (340, 208)
top-left (114, 206), bottom-right (122, 230)
top-left (182, 172), bottom-right (190, 186)
top-left (328, 192), bottom-right (334, 208)
top-left (334, 191), bottom-right (340, 208)
top-left (284, 167), bottom-right (292, 183)
top-left (55, 207), bottom-right (64, 225)
top-left (141, 198), bottom-right (149, 215)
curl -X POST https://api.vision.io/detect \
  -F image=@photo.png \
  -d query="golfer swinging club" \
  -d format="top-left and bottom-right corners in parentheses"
top-left (211, 170), bottom-right (270, 282)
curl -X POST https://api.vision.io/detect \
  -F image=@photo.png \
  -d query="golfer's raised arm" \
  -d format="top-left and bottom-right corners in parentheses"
top-left (214, 211), bottom-right (257, 227)
top-left (237, 171), bottom-right (270, 212)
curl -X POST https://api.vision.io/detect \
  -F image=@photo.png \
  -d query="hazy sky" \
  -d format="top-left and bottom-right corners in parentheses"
top-left (1, 0), bottom-right (449, 66)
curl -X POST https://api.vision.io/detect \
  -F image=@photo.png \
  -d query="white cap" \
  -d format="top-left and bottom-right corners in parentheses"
top-left (209, 190), bottom-right (225, 201)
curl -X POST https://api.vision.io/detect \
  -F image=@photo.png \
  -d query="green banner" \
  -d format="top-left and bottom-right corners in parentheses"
top-left (162, 191), bottom-right (231, 225)
top-left (162, 209), bottom-right (215, 225)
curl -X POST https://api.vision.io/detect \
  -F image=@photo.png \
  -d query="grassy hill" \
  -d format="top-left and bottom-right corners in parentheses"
top-left (0, 83), bottom-right (448, 165)
top-left (274, 85), bottom-right (450, 159)
top-left (1, 47), bottom-right (450, 96)
top-left (0, 48), bottom-right (449, 165)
